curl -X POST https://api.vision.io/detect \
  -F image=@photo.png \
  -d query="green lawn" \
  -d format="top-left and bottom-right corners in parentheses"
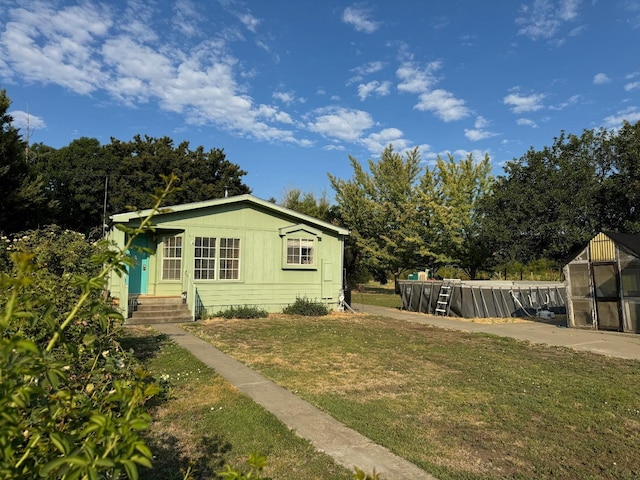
top-left (350, 283), bottom-right (402, 309)
top-left (120, 327), bottom-right (353, 480)
top-left (185, 314), bottom-right (640, 480)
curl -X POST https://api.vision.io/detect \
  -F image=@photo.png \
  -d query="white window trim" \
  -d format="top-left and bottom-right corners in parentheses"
top-left (162, 235), bottom-right (183, 281)
top-left (279, 224), bottom-right (321, 270)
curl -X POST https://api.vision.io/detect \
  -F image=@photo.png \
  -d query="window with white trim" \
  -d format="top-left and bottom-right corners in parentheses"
top-left (219, 238), bottom-right (240, 280)
top-left (194, 237), bottom-right (216, 280)
top-left (162, 235), bottom-right (182, 280)
top-left (287, 238), bottom-right (315, 265)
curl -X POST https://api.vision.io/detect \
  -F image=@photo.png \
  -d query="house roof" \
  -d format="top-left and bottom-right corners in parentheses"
top-left (110, 194), bottom-right (349, 236)
top-left (603, 231), bottom-right (640, 257)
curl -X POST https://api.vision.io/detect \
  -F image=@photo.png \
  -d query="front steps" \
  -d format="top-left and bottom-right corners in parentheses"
top-left (126, 295), bottom-right (193, 325)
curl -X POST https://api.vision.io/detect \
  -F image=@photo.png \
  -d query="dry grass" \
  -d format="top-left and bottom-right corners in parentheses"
top-left (187, 314), bottom-right (640, 480)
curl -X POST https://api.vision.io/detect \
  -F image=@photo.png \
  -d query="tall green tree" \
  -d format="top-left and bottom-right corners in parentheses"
top-left (0, 89), bottom-right (48, 234)
top-left (279, 188), bottom-right (332, 222)
top-left (478, 128), bottom-right (613, 265)
top-left (599, 120), bottom-right (640, 233)
top-left (420, 153), bottom-right (493, 279)
top-left (106, 135), bottom-right (251, 215)
top-left (31, 134), bottom-right (252, 235)
top-left (329, 145), bottom-right (424, 288)
top-left (35, 137), bottom-right (116, 235)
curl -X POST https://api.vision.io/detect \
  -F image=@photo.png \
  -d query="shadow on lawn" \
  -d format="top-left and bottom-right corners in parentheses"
top-left (140, 433), bottom-right (232, 480)
top-left (118, 330), bottom-right (234, 479)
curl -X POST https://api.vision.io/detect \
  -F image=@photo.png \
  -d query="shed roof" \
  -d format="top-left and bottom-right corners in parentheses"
top-left (603, 231), bottom-right (640, 257)
top-left (110, 194), bottom-right (349, 236)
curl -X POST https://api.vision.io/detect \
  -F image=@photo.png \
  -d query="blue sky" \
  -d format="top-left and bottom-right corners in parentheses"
top-left (1, 0), bottom-right (639, 201)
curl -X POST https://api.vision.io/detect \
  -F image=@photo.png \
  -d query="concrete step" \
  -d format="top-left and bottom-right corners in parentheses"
top-left (127, 296), bottom-right (192, 324)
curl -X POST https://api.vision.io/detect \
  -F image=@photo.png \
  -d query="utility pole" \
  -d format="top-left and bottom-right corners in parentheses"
top-left (102, 175), bottom-right (109, 238)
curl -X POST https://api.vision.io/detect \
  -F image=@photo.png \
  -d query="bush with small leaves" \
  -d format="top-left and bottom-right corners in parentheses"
top-left (282, 296), bottom-right (330, 316)
top-left (214, 305), bottom-right (269, 319)
top-left (0, 176), bottom-right (177, 479)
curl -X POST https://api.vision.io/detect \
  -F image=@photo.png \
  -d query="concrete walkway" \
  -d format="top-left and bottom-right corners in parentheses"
top-left (154, 323), bottom-right (437, 480)
top-left (154, 306), bottom-right (640, 480)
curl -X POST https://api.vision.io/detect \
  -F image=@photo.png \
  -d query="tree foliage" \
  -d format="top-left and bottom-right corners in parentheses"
top-left (278, 188), bottom-right (332, 222)
top-left (329, 146), bottom-right (424, 286)
top-left (330, 146), bottom-right (494, 282)
top-left (479, 122), bottom-right (640, 265)
top-left (0, 89), bottom-right (49, 234)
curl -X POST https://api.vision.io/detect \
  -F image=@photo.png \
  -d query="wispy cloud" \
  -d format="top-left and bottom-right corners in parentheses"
top-left (357, 80), bottom-right (391, 100)
top-left (516, 0), bottom-right (583, 43)
top-left (624, 81), bottom-right (640, 92)
top-left (549, 94), bottom-right (580, 110)
top-left (361, 127), bottom-right (409, 153)
top-left (396, 61), bottom-right (441, 94)
top-left (593, 72), bottom-right (611, 85)
top-left (0, 1), bottom-right (308, 145)
top-left (517, 118), bottom-right (539, 128)
top-left (603, 107), bottom-right (640, 128)
top-left (504, 91), bottom-right (545, 113)
top-left (396, 60), bottom-right (469, 121)
top-left (342, 5), bottom-right (380, 33)
top-left (464, 116), bottom-right (498, 141)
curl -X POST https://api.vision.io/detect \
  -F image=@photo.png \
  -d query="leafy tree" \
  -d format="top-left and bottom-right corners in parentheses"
top-left (31, 134), bottom-right (252, 235)
top-left (107, 135), bottom-right (251, 216)
top-left (478, 128), bottom-right (612, 265)
top-left (34, 137), bottom-right (116, 236)
top-left (599, 120), bottom-right (640, 233)
top-left (419, 153), bottom-right (493, 279)
top-left (279, 188), bottom-right (332, 222)
top-left (0, 89), bottom-right (48, 234)
top-left (329, 146), bottom-right (424, 289)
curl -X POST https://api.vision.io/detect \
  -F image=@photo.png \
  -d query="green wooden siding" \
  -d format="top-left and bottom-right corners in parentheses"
top-left (108, 198), bottom-right (346, 316)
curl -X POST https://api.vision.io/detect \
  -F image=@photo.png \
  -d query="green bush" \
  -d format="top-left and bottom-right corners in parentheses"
top-left (214, 305), bottom-right (269, 319)
top-left (0, 178), bottom-right (177, 479)
top-left (283, 297), bottom-right (329, 316)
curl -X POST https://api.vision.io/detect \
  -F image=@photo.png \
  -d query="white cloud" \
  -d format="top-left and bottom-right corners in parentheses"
top-left (465, 116), bottom-right (498, 141)
top-left (516, 0), bottom-right (582, 41)
top-left (9, 110), bottom-right (46, 131)
top-left (504, 92), bottom-right (545, 113)
top-left (352, 61), bottom-right (385, 76)
top-left (342, 6), bottom-right (379, 33)
top-left (357, 80), bottom-right (391, 100)
top-left (360, 127), bottom-right (408, 153)
top-left (0, 1), bottom-right (310, 146)
top-left (517, 118), bottom-right (539, 128)
top-left (549, 94), bottom-right (581, 110)
top-left (307, 107), bottom-right (374, 142)
top-left (415, 89), bottom-right (470, 122)
top-left (624, 81), bottom-right (640, 91)
top-left (237, 12), bottom-right (261, 33)
top-left (173, 0), bottom-right (200, 38)
top-left (396, 61), bottom-right (441, 94)
top-left (593, 73), bottom-right (611, 85)
top-left (604, 107), bottom-right (640, 127)
top-left (0, 2), bottom-right (111, 94)
top-left (273, 91), bottom-right (296, 105)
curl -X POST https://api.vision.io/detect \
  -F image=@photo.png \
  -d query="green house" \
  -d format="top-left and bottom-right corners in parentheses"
top-left (107, 194), bottom-right (349, 322)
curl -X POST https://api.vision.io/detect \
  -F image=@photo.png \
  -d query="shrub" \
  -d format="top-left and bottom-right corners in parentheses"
top-left (0, 177), bottom-right (177, 479)
top-left (214, 305), bottom-right (269, 319)
top-left (283, 297), bottom-right (329, 316)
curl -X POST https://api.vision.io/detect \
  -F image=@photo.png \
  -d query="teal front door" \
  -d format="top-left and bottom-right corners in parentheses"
top-left (129, 235), bottom-right (150, 295)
